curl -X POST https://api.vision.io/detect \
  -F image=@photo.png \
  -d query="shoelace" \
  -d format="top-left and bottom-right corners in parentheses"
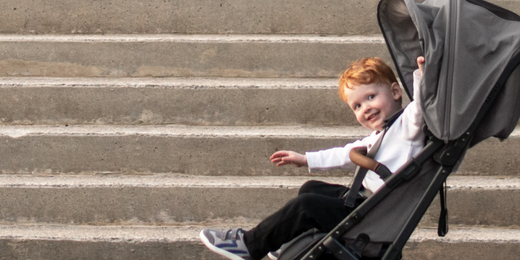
top-left (220, 228), bottom-right (243, 240)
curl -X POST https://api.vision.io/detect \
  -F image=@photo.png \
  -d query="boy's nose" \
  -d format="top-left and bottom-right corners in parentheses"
top-left (362, 103), bottom-right (372, 113)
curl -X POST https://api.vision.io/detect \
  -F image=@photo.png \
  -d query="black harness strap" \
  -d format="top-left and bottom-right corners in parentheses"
top-left (438, 180), bottom-right (449, 236)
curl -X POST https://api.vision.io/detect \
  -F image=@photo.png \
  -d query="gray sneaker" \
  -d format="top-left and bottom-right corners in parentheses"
top-left (199, 228), bottom-right (252, 260)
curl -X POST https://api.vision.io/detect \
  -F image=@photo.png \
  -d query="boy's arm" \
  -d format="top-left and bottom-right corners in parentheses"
top-left (270, 133), bottom-right (375, 170)
top-left (306, 137), bottom-right (372, 173)
top-left (400, 57), bottom-right (425, 140)
top-left (270, 150), bottom-right (307, 167)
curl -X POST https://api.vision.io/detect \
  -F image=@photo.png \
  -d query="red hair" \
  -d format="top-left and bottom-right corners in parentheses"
top-left (338, 57), bottom-right (398, 102)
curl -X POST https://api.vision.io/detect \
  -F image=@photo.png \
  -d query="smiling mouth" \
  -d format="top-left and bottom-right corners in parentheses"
top-left (367, 111), bottom-right (380, 121)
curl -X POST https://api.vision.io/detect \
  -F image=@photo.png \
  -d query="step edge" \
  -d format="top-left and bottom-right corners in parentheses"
top-left (0, 174), bottom-right (516, 190)
top-left (0, 224), bottom-right (517, 243)
top-left (0, 34), bottom-right (385, 43)
top-left (2, 125), bottom-right (520, 138)
top-left (0, 77), bottom-right (339, 89)
top-left (0, 125), bottom-right (372, 138)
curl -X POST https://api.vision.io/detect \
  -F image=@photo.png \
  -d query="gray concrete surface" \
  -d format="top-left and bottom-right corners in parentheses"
top-left (404, 227), bottom-right (520, 260)
top-left (1, 76), bottom-right (519, 127)
top-left (0, 224), bottom-right (216, 260)
top-left (0, 175), bottom-right (516, 227)
top-left (404, 241), bottom-right (520, 260)
top-left (0, 0), bottom-right (381, 35)
top-left (0, 185), bottom-right (295, 225)
top-left (0, 35), bottom-right (389, 78)
top-left (0, 77), bottom-right (355, 126)
top-left (0, 0), bottom-right (516, 36)
top-left (0, 225), bottom-right (517, 260)
top-left (0, 125), bottom-right (518, 176)
top-left (0, 124), bottom-right (366, 175)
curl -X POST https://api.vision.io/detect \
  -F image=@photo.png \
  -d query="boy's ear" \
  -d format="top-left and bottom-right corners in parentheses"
top-left (391, 82), bottom-right (402, 101)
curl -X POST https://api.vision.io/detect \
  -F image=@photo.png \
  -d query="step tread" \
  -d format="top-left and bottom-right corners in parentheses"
top-left (0, 34), bottom-right (391, 78)
top-left (0, 224), bottom-right (517, 243)
top-left (1, 124), bottom-right (520, 138)
top-left (410, 226), bottom-right (520, 243)
top-left (0, 77), bottom-right (338, 89)
top-left (0, 125), bottom-right (372, 138)
top-left (0, 174), bottom-right (517, 190)
top-left (0, 34), bottom-right (385, 43)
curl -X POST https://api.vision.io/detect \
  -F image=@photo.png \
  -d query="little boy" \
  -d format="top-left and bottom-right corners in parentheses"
top-left (200, 57), bottom-right (425, 260)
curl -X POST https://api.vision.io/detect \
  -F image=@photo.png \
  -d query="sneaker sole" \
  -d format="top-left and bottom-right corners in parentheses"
top-left (199, 230), bottom-right (246, 260)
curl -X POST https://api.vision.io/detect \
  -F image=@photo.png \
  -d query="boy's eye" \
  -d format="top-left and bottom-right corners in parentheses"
top-left (368, 95), bottom-right (375, 100)
top-left (354, 104), bottom-right (361, 110)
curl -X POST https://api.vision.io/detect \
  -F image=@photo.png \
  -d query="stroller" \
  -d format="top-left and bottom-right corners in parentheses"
top-left (277, 0), bottom-right (520, 259)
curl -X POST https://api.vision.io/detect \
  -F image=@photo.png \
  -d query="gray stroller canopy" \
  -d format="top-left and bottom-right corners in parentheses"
top-left (379, 0), bottom-right (520, 145)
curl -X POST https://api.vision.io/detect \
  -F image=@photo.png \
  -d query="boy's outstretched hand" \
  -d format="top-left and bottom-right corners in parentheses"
top-left (270, 150), bottom-right (308, 167)
top-left (417, 56), bottom-right (425, 74)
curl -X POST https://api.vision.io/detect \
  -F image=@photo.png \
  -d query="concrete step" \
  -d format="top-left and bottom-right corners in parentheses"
top-left (0, 125), bottom-right (518, 176)
top-left (0, 34), bottom-right (389, 78)
top-left (6, 76), bottom-right (520, 128)
top-left (0, 224), bottom-right (517, 260)
top-left (0, 0), bottom-right (381, 35)
top-left (0, 175), bottom-right (517, 228)
top-left (1, 0), bottom-right (517, 36)
top-left (404, 226), bottom-right (520, 260)
top-left (0, 77), bottom-right (355, 126)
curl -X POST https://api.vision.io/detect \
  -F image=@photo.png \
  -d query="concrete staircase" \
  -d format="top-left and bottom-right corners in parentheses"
top-left (0, 0), bottom-right (518, 259)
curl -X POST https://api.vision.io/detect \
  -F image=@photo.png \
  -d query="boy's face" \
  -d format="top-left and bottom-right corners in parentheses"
top-left (345, 82), bottom-right (402, 131)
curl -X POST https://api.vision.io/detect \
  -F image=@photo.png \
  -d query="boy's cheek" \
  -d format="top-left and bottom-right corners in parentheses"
top-left (355, 115), bottom-right (365, 125)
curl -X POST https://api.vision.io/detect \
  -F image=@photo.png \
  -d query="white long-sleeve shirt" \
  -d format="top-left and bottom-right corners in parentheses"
top-left (306, 70), bottom-right (425, 193)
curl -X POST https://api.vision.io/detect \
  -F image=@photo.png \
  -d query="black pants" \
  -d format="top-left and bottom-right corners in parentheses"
top-left (243, 180), bottom-right (357, 260)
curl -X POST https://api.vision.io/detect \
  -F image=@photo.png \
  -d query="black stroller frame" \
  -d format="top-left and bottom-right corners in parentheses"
top-left (281, 0), bottom-right (520, 259)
